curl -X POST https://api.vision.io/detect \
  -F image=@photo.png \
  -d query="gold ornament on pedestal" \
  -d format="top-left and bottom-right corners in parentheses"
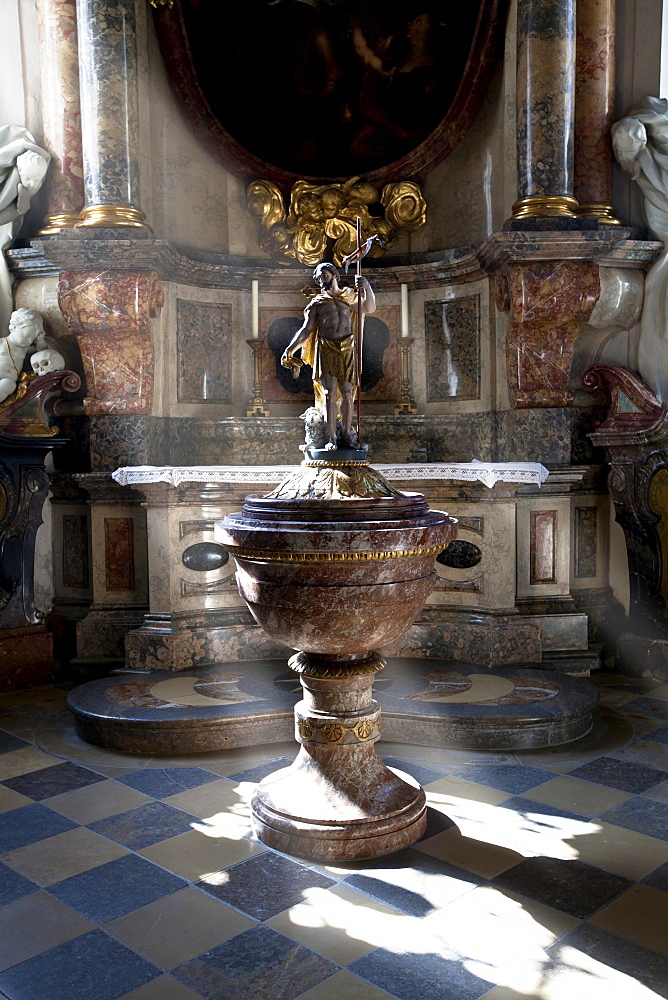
top-left (247, 177), bottom-right (426, 267)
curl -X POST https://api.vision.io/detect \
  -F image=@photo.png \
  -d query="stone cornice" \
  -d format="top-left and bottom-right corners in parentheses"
top-left (477, 230), bottom-right (662, 270)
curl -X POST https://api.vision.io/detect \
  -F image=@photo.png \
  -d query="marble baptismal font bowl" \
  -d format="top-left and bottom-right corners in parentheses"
top-left (217, 478), bottom-right (456, 861)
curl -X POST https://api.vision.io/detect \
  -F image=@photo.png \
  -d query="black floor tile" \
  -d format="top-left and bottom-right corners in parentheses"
top-left (2, 762), bottom-right (106, 801)
top-left (382, 757), bottom-right (448, 785)
top-left (645, 724), bottom-right (668, 746)
top-left (48, 854), bottom-right (188, 924)
top-left (350, 945), bottom-right (492, 1000)
top-left (623, 697), bottom-right (668, 724)
top-left (0, 732), bottom-right (31, 754)
top-left (345, 848), bottom-right (483, 917)
top-left (116, 767), bottom-right (220, 799)
top-left (491, 857), bottom-right (633, 919)
top-left (450, 763), bottom-right (554, 795)
top-left (497, 796), bottom-right (586, 823)
top-left (225, 757), bottom-right (294, 783)
top-left (0, 861), bottom-right (39, 905)
top-left (87, 800), bottom-right (197, 850)
top-left (0, 803), bottom-right (77, 853)
top-left (0, 929), bottom-right (160, 1000)
top-left (172, 923), bottom-right (338, 1000)
top-left (567, 756), bottom-right (667, 793)
top-left (641, 861), bottom-right (668, 892)
top-left (196, 851), bottom-right (335, 920)
top-left (602, 796), bottom-right (668, 841)
top-left (546, 922), bottom-right (668, 999)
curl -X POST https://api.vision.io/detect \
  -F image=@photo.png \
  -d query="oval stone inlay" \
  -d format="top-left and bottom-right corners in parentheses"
top-left (437, 540), bottom-right (482, 569)
top-left (182, 542), bottom-right (229, 571)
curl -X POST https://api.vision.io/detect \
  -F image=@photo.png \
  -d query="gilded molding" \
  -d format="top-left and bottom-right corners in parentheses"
top-left (231, 545), bottom-right (446, 563)
top-left (247, 177), bottom-right (426, 267)
top-left (75, 204), bottom-right (151, 230)
top-left (296, 717), bottom-right (380, 744)
top-left (511, 195), bottom-right (579, 219)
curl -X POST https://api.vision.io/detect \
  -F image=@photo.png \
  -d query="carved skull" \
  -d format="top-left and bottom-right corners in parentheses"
top-left (30, 348), bottom-right (65, 377)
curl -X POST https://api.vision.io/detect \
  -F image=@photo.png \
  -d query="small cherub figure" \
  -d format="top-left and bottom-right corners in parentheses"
top-left (0, 308), bottom-right (47, 403)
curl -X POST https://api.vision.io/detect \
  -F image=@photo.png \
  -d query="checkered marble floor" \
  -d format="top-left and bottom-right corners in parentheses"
top-left (0, 673), bottom-right (667, 1000)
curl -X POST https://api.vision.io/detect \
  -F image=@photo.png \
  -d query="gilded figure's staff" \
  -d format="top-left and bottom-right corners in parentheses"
top-left (342, 226), bottom-right (388, 447)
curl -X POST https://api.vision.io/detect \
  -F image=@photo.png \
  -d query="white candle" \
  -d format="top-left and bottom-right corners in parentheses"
top-left (401, 283), bottom-right (409, 337)
top-left (251, 280), bottom-right (259, 338)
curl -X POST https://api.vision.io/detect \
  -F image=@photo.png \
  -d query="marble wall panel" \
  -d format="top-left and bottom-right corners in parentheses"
top-left (88, 415), bottom-right (169, 471)
top-left (425, 296), bottom-right (481, 403)
top-left (90, 504), bottom-right (148, 606)
top-left (162, 283), bottom-right (245, 418)
top-left (410, 279), bottom-right (491, 415)
top-left (427, 501), bottom-right (516, 611)
top-left (62, 514), bottom-right (90, 590)
top-left (493, 408), bottom-right (571, 463)
top-left (176, 300), bottom-right (231, 404)
top-left (517, 497), bottom-right (571, 599)
top-left (104, 517), bottom-right (135, 591)
top-left (530, 510), bottom-right (558, 585)
top-left (574, 506), bottom-right (598, 580)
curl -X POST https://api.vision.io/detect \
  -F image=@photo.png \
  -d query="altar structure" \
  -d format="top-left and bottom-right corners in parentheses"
top-left (1, 0), bottom-right (666, 711)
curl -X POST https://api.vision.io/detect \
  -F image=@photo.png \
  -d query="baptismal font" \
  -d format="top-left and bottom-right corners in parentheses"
top-left (216, 240), bottom-right (456, 860)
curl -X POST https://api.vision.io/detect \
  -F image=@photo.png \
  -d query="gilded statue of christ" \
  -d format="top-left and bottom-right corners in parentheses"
top-left (281, 262), bottom-right (375, 449)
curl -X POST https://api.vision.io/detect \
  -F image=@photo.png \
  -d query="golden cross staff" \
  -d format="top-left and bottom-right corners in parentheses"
top-left (342, 221), bottom-right (387, 447)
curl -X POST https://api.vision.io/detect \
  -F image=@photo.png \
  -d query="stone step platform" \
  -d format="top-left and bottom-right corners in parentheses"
top-left (67, 658), bottom-right (599, 755)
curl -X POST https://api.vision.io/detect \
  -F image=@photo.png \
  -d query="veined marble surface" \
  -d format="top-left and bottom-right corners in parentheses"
top-left (112, 462), bottom-right (550, 490)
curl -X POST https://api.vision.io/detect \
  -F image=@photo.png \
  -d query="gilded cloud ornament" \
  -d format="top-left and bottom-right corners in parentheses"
top-left (247, 177), bottom-right (426, 267)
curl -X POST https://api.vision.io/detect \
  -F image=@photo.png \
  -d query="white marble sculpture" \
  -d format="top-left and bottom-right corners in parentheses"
top-left (0, 125), bottom-right (50, 337)
top-left (0, 308), bottom-right (47, 403)
top-left (30, 348), bottom-right (65, 377)
top-left (612, 97), bottom-right (668, 401)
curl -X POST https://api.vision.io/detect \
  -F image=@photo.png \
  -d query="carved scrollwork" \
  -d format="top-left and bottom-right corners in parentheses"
top-left (247, 177), bottom-right (427, 267)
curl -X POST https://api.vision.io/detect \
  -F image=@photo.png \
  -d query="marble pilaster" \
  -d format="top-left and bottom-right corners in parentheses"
top-left (74, 0), bottom-right (149, 229)
top-left (497, 261), bottom-right (600, 408)
top-left (513, 0), bottom-right (578, 218)
top-left (58, 270), bottom-right (164, 414)
top-left (574, 0), bottom-right (620, 223)
top-left (37, 0), bottom-right (85, 234)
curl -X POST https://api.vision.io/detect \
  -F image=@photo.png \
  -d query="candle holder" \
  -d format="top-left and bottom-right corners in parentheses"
top-left (394, 336), bottom-right (418, 414)
top-left (246, 338), bottom-right (270, 417)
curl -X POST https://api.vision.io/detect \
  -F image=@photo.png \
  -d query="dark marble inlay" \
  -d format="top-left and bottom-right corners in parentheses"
top-left (172, 924), bottom-right (338, 1000)
top-left (2, 762), bottom-right (106, 801)
top-left (601, 797), bottom-right (668, 842)
top-left (0, 928), bottom-right (160, 1000)
top-left (182, 542), bottom-right (229, 572)
top-left (425, 296), bottom-right (480, 402)
top-left (437, 540), bottom-right (482, 569)
top-left (345, 848), bottom-right (482, 917)
top-left (0, 861), bottom-right (39, 905)
top-left (196, 852), bottom-right (335, 920)
top-left (350, 945), bottom-right (492, 1000)
top-left (498, 796), bottom-right (586, 822)
top-left (48, 854), bottom-right (187, 924)
top-left (643, 724), bottom-right (668, 746)
top-left (568, 756), bottom-right (666, 794)
top-left (87, 800), bottom-right (196, 850)
top-left (545, 923), bottom-right (668, 1000)
top-left (0, 804), bottom-right (77, 853)
top-left (116, 767), bottom-right (220, 800)
top-left (491, 857), bottom-right (633, 918)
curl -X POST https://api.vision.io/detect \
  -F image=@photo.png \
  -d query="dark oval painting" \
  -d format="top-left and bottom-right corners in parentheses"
top-left (154, 0), bottom-right (506, 187)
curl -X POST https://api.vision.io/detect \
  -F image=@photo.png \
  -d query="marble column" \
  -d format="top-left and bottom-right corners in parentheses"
top-left (513, 0), bottom-right (578, 219)
top-left (74, 0), bottom-right (150, 229)
top-left (37, 0), bottom-right (85, 235)
top-left (574, 0), bottom-right (621, 223)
